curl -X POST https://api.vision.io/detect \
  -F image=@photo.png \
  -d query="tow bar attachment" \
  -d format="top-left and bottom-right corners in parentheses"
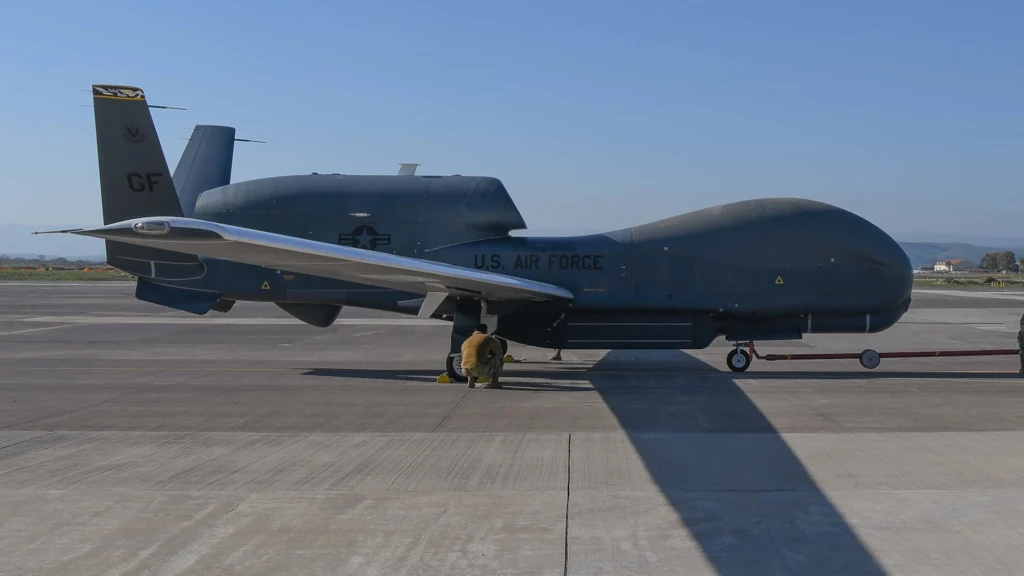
top-left (726, 341), bottom-right (1021, 371)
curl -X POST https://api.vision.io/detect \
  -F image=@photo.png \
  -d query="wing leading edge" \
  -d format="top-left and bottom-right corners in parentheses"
top-left (67, 217), bottom-right (575, 302)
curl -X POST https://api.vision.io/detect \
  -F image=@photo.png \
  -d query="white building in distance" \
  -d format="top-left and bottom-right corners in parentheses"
top-left (933, 259), bottom-right (977, 272)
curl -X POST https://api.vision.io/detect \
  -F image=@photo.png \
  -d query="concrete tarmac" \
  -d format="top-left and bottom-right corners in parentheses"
top-left (1, 282), bottom-right (1024, 575)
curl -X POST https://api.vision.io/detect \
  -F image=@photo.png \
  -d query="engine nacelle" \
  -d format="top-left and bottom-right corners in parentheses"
top-left (275, 303), bottom-right (343, 328)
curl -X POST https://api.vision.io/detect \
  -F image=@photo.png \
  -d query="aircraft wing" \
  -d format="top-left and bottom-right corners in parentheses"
top-left (61, 217), bottom-right (575, 303)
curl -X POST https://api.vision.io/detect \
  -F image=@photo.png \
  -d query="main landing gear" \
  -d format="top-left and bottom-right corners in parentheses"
top-left (445, 354), bottom-right (467, 383)
top-left (446, 336), bottom-right (508, 383)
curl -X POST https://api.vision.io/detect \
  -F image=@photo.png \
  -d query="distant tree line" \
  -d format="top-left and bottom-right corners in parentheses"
top-left (0, 255), bottom-right (106, 268)
top-left (979, 251), bottom-right (1023, 273)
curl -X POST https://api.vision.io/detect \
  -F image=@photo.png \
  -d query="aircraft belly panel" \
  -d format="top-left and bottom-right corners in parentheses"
top-left (561, 312), bottom-right (714, 349)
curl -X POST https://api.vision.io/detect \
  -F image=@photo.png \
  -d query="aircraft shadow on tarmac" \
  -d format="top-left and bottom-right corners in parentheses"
top-left (302, 365), bottom-right (1017, 384)
top-left (301, 368), bottom-right (587, 391)
top-left (586, 349), bottom-right (888, 576)
top-left (303, 368), bottom-right (449, 382)
top-left (306, 352), bottom-right (891, 573)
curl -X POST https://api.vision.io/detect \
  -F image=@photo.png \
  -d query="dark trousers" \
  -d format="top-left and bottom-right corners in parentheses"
top-left (1018, 331), bottom-right (1024, 371)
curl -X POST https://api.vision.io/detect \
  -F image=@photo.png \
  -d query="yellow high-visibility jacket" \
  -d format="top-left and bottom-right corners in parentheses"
top-left (461, 332), bottom-right (503, 370)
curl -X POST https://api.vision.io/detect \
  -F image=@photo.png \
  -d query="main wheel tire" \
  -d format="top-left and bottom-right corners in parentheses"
top-left (859, 349), bottom-right (880, 370)
top-left (495, 336), bottom-right (509, 356)
top-left (726, 348), bottom-right (751, 372)
top-left (446, 354), bottom-right (468, 382)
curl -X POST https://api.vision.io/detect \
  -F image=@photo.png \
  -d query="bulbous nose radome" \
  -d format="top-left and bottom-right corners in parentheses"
top-left (849, 215), bottom-right (914, 310)
top-left (879, 233), bottom-right (913, 308)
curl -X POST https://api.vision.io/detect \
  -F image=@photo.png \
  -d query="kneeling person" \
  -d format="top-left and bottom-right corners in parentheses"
top-left (461, 324), bottom-right (505, 388)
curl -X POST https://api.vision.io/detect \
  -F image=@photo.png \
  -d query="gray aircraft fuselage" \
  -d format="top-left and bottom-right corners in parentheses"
top-left (145, 173), bottom-right (914, 350)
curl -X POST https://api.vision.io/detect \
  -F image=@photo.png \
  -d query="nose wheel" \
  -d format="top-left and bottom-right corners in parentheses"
top-left (726, 347), bottom-right (751, 372)
top-left (859, 348), bottom-right (880, 369)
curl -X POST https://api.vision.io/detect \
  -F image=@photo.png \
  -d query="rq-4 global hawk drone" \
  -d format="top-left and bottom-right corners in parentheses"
top-left (50, 84), bottom-right (914, 380)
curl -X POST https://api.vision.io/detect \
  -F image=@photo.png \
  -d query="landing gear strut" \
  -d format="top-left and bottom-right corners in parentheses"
top-left (443, 298), bottom-right (511, 383)
top-left (726, 343), bottom-right (751, 372)
top-left (444, 298), bottom-right (481, 383)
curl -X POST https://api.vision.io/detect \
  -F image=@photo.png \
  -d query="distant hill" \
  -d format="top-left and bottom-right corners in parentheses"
top-left (898, 242), bottom-right (1024, 269)
top-left (894, 233), bottom-right (1024, 247)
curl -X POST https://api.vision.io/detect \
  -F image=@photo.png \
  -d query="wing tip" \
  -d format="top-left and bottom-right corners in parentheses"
top-left (32, 228), bottom-right (85, 235)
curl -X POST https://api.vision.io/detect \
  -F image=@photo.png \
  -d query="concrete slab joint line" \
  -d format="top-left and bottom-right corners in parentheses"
top-left (431, 388), bottom-right (471, 433)
top-left (564, 432), bottom-right (571, 576)
top-left (0, 431), bottom-right (56, 452)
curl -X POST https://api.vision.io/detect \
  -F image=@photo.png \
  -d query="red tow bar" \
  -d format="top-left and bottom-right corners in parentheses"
top-left (745, 341), bottom-right (1020, 370)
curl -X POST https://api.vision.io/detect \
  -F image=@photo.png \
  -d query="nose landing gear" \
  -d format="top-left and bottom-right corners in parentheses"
top-left (726, 344), bottom-right (751, 372)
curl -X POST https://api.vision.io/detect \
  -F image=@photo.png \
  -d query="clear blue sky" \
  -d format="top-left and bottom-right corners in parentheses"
top-left (2, 0), bottom-right (1021, 242)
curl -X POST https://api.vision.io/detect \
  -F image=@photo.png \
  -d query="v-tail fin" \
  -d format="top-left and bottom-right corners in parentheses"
top-left (173, 125), bottom-right (236, 217)
top-left (91, 84), bottom-right (204, 280)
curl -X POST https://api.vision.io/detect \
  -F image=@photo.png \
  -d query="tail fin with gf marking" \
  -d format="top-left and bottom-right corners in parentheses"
top-left (91, 84), bottom-right (204, 279)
